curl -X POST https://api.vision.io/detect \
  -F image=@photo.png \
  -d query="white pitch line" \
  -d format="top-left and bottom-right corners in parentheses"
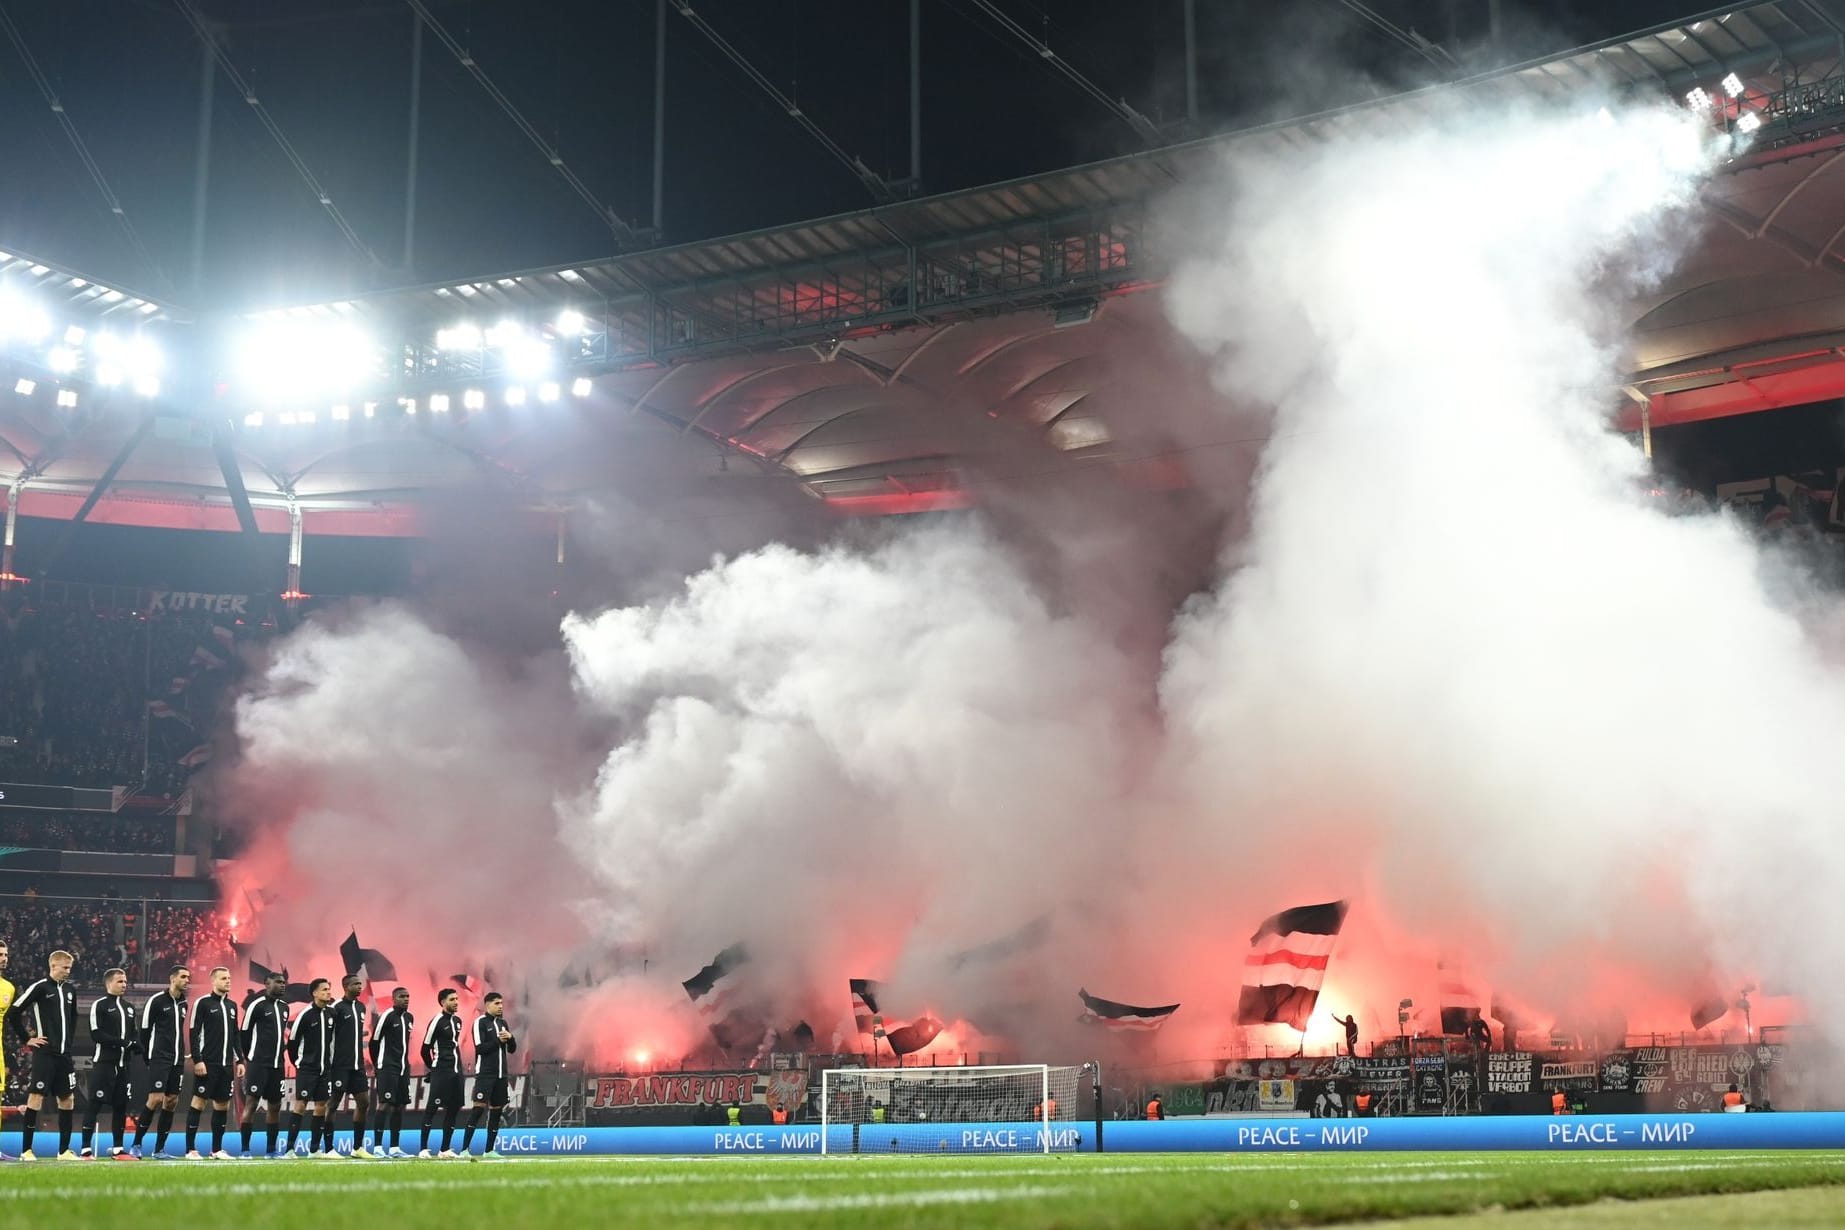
top-left (688, 1184), bottom-right (1072, 1215)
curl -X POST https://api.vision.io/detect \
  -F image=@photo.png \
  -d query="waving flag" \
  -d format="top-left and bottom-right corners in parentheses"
top-left (1438, 962), bottom-right (1484, 1035)
top-left (1078, 988), bottom-right (1179, 1032)
top-left (850, 978), bottom-right (883, 1034)
top-left (682, 944), bottom-right (749, 1014)
top-left (338, 930), bottom-right (398, 981)
top-left (884, 1015), bottom-right (945, 1056)
top-left (1236, 899), bottom-right (1349, 1030)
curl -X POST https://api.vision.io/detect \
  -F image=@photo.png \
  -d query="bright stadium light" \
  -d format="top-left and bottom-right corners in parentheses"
top-left (401, 397), bottom-right (417, 415)
top-left (506, 336), bottom-right (552, 379)
top-left (1722, 72), bottom-right (1745, 98)
top-left (47, 346), bottom-right (77, 373)
top-left (13, 378), bottom-right (34, 395)
top-left (485, 319), bottom-right (523, 348)
top-left (279, 411), bottom-right (297, 425)
top-left (95, 364), bottom-right (123, 387)
top-left (331, 403), bottom-right (351, 421)
top-left (134, 376), bottom-right (159, 398)
top-left (298, 410), bottom-right (316, 424)
top-left (1686, 86), bottom-right (1713, 112)
top-left (244, 412), bottom-right (264, 427)
top-left (428, 392), bottom-right (451, 413)
top-left (363, 400), bottom-right (378, 418)
top-left (0, 292), bottom-right (50, 341)
top-left (555, 308), bottom-right (586, 336)
top-left (537, 380), bottom-right (561, 403)
top-left (571, 377), bottom-right (592, 397)
top-left (235, 319), bottom-right (382, 400)
top-left (1737, 111), bottom-right (1762, 134)
top-left (56, 388), bottom-right (77, 408)
top-left (462, 388), bottom-right (486, 411)
top-left (437, 323), bottom-right (483, 350)
top-left (504, 385), bottom-right (527, 406)
top-left (62, 324), bottom-right (85, 346)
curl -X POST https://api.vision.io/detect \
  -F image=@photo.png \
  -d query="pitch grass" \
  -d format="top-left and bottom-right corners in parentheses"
top-left (2, 1150), bottom-right (1843, 1229)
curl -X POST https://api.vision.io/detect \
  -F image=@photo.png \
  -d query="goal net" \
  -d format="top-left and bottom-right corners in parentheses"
top-left (819, 1064), bottom-right (1089, 1154)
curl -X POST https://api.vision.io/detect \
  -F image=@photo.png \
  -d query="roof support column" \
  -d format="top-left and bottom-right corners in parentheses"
top-left (909, 0), bottom-right (922, 191)
top-left (284, 493), bottom-right (304, 600)
top-left (556, 509), bottom-right (568, 566)
top-left (2, 474), bottom-right (22, 582)
top-left (653, 0), bottom-right (667, 236)
top-left (404, 9), bottom-right (424, 274)
top-left (1183, 0), bottom-right (1198, 129)
top-left (189, 23), bottom-right (216, 293)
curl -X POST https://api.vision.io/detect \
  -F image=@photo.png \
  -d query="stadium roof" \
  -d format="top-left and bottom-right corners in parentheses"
top-left (6, 1), bottom-right (1845, 538)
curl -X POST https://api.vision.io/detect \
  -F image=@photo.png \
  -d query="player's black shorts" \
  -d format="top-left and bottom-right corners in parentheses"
top-left (89, 1062), bottom-right (131, 1105)
top-left (329, 1068), bottom-right (368, 1100)
top-left (243, 1065), bottom-right (284, 1103)
top-left (293, 1067), bottom-right (332, 1102)
top-left (149, 1064), bottom-right (184, 1096)
top-left (471, 1075), bottom-right (509, 1107)
top-left (426, 1072), bottom-right (464, 1112)
top-left (374, 1072), bottom-right (410, 1106)
top-left (193, 1064), bottom-right (234, 1102)
top-left (28, 1049), bottom-right (76, 1097)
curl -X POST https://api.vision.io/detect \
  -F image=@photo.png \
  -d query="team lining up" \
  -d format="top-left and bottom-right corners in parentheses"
top-left (7, 955), bottom-right (519, 1161)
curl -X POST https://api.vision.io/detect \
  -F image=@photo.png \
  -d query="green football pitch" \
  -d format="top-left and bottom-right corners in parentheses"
top-left (3, 1150), bottom-right (1844, 1229)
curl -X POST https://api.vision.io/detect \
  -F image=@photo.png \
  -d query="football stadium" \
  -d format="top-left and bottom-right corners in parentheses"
top-left (7, 0), bottom-right (1845, 1225)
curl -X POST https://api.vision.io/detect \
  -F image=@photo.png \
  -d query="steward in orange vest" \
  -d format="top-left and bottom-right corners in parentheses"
top-left (1145, 1096), bottom-right (1164, 1120)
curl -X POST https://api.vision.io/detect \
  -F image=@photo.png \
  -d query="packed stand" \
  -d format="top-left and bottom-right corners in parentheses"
top-left (0, 598), bottom-right (145, 787)
top-left (0, 897), bottom-right (119, 982)
top-left (143, 902), bottom-right (234, 979)
top-left (0, 810), bottom-right (175, 854)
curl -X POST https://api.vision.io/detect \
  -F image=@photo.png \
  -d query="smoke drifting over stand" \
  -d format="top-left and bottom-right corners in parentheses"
top-left (221, 96), bottom-right (1840, 1068)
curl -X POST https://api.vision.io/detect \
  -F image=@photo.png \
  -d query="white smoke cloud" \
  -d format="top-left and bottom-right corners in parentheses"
top-left (1162, 99), bottom-right (1845, 1037)
top-left (221, 92), bottom-right (1845, 1069)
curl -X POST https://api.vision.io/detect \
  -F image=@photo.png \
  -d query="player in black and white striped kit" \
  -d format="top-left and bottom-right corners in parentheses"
top-left (368, 987), bottom-right (413, 1158)
top-left (238, 971), bottom-right (292, 1157)
top-left (419, 988), bottom-right (466, 1159)
top-left (461, 991), bottom-right (516, 1159)
top-left (132, 966), bottom-right (190, 1158)
top-left (80, 967), bottom-right (136, 1158)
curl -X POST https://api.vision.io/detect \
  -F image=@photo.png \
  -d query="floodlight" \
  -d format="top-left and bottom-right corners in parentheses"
top-left (298, 410), bottom-right (316, 424)
top-left (363, 401), bottom-right (378, 418)
top-left (571, 377), bottom-right (592, 397)
top-left (537, 381), bottom-right (561, 403)
top-left (331, 403), bottom-right (351, 421)
top-left (462, 388), bottom-right (486, 411)
top-left (134, 376), bottom-right (159, 398)
top-left (28, 264), bottom-right (48, 276)
top-left (47, 346), bottom-right (77, 373)
top-left (1737, 111), bottom-right (1762, 134)
top-left (244, 412), bottom-right (263, 427)
top-left (428, 393), bottom-right (451, 413)
top-left (1686, 86), bottom-right (1713, 112)
top-left (62, 324), bottom-right (85, 345)
top-left (55, 388), bottom-right (77, 408)
top-left (95, 365), bottom-right (123, 388)
top-left (437, 323), bottom-right (483, 350)
top-left (279, 411), bottom-right (297, 425)
top-left (401, 397), bottom-right (417, 415)
top-left (504, 385), bottom-right (527, 406)
top-left (13, 378), bottom-right (34, 395)
top-left (555, 308), bottom-right (586, 336)
top-left (234, 319), bottom-right (382, 399)
top-left (506, 337), bottom-right (552, 379)
top-left (100, 289), bottom-right (123, 303)
top-left (1721, 72), bottom-right (1744, 98)
top-left (0, 294), bottom-right (50, 341)
top-left (485, 319), bottom-right (523, 348)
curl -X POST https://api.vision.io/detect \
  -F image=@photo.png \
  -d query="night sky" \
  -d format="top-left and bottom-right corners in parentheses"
top-left (0, 0), bottom-right (1706, 305)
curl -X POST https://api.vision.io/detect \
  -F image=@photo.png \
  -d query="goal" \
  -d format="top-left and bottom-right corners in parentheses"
top-left (819, 1063), bottom-right (1090, 1154)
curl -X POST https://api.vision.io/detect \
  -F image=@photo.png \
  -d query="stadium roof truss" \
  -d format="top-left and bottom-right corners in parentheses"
top-left (4, 2), bottom-right (1845, 537)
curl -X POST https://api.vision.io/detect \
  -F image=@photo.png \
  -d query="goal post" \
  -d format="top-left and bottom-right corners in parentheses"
top-left (819, 1063), bottom-right (1090, 1155)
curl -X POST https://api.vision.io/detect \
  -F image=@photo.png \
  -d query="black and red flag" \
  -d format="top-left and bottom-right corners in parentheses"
top-left (1235, 899), bottom-right (1349, 1031)
top-left (1078, 988), bottom-right (1179, 1032)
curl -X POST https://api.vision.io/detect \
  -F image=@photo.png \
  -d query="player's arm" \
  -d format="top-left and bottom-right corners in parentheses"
top-left (473, 1014), bottom-right (489, 1053)
top-left (369, 1009), bottom-right (385, 1069)
top-left (15, 981), bottom-right (45, 1047)
top-left (238, 1002), bottom-right (257, 1058)
top-left (419, 1016), bottom-right (436, 1069)
top-left (286, 1011), bottom-right (303, 1066)
top-left (137, 996), bottom-right (157, 1055)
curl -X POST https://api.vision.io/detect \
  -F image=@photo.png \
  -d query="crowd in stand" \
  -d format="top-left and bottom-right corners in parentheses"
top-left (143, 902), bottom-right (234, 978)
top-left (0, 898), bottom-right (227, 986)
top-left (0, 811), bottom-right (175, 854)
top-left (0, 590), bottom-right (265, 793)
